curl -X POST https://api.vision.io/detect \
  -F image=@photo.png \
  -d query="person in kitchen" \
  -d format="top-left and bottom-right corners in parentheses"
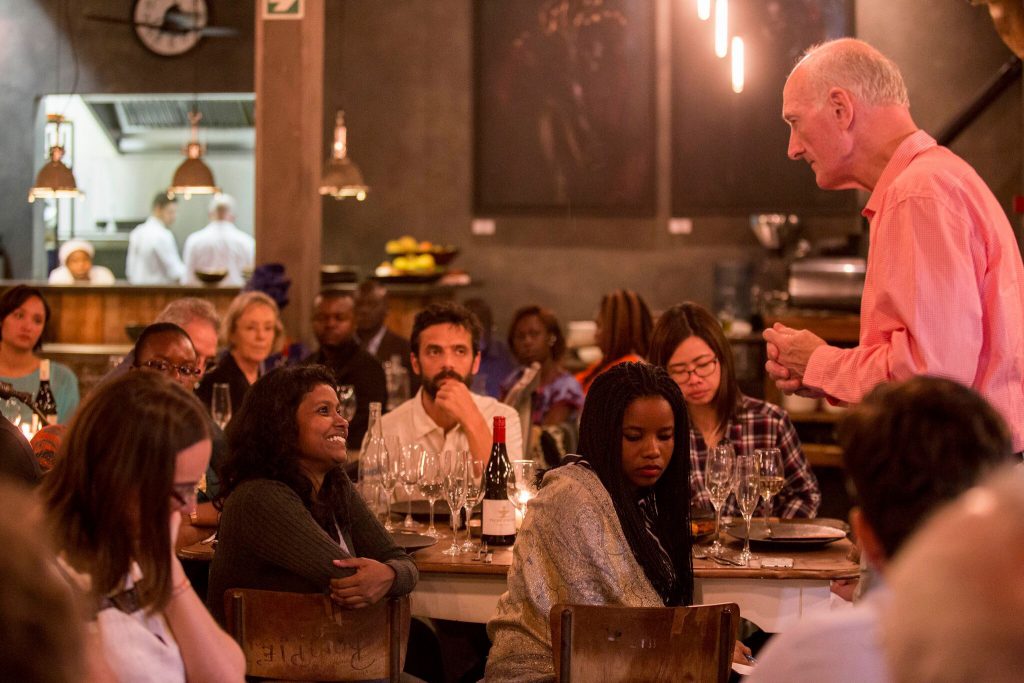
top-left (181, 193), bottom-right (255, 287)
top-left (126, 193), bottom-right (185, 285)
top-left (764, 38), bottom-right (1024, 455)
top-left (47, 239), bottom-right (115, 285)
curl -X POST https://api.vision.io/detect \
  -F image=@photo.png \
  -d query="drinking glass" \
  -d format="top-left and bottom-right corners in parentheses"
top-left (379, 436), bottom-right (401, 531)
top-left (704, 443), bottom-right (735, 556)
top-left (755, 447), bottom-right (784, 538)
top-left (211, 383), bottom-right (232, 429)
top-left (506, 459), bottom-right (538, 518)
top-left (418, 451), bottom-right (443, 538)
top-left (441, 450), bottom-right (468, 556)
top-left (461, 453), bottom-right (485, 551)
top-left (400, 443), bottom-right (424, 529)
top-left (337, 384), bottom-right (357, 422)
top-left (734, 454), bottom-right (761, 565)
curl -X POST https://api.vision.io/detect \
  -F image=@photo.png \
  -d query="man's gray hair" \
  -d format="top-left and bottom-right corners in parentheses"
top-left (797, 38), bottom-right (909, 107)
top-left (155, 297), bottom-right (220, 329)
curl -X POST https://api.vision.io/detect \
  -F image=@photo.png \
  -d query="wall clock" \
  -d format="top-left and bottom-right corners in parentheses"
top-left (133, 0), bottom-right (208, 57)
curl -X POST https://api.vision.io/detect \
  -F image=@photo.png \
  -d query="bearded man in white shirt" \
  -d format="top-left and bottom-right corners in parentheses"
top-left (382, 302), bottom-right (522, 465)
top-left (126, 193), bottom-right (185, 284)
top-left (181, 193), bottom-right (255, 287)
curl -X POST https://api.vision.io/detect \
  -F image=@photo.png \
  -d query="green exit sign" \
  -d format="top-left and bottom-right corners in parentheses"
top-left (263, 0), bottom-right (303, 19)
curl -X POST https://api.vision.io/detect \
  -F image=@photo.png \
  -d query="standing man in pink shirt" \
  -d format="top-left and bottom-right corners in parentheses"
top-left (765, 38), bottom-right (1024, 453)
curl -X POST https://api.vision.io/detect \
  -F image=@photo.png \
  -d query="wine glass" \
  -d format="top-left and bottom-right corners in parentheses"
top-left (704, 443), bottom-right (735, 556)
top-left (461, 453), bottom-right (485, 551)
top-left (400, 443), bottom-right (424, 529)
top-left (378, 436), bottom-right (401, 531)
top-left (418, 451), bottom-right (443, 538)
top-left (337, 384), bottom-right (357, 422)
top-left (734, 454), bottom-right (761, 565)
top-left (506, 459), bottom-right (538, 520)
top-left (755, 448), bottom-right (784, 539)
top-left (210, 383), bottom-right (232, 429)
top-left (441, 450), bottom-right (468, 556)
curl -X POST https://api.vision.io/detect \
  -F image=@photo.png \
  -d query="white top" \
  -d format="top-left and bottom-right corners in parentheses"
top-left (126, 217), bottom-right (186, 284)
top-left (48, 265), bottom-right (116, 285)
top-left (180, 220), bottom-right (255, 286)
top-left (382, 388), bottom-right (523, 460)
top-left (748, 585), bottom-right (890, 683)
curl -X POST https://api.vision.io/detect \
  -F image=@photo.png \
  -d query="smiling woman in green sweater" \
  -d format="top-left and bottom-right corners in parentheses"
top-left (207, 364), bottom-right (417, 624)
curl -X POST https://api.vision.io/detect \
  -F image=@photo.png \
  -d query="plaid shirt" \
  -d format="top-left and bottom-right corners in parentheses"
top-left (689, 396), bottom-right (820, 518)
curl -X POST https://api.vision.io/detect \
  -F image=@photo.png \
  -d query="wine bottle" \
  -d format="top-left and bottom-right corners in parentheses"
top-left (35, 360), bottom-right (58, 426)
top-left (359, 402), bottom-right (383, 489)
top-left (481, 416), bottom-right (516, 546)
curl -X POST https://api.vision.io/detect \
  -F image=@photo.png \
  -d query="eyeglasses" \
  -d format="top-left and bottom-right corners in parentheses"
top-left (667, 357), bottom-right (718, 382)
top-left (141, 359), bottom-right (201, 378)
top-left (170, 482), bottom-right (199, 507)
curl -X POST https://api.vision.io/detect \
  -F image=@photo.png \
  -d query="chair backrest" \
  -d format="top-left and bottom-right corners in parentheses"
top-left (550, 602), bottom-right (739, 683)
top-left (225, 589), bottom-right (410, 682)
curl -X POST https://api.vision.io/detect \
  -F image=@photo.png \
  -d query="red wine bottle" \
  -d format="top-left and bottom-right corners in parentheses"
top-left (35, 360), bottom-right (58, 426)
top-left (481, 416), bottom-right (516, 546)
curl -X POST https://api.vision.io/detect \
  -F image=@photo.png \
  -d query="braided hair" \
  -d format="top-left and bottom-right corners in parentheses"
top-left (575, 361), bottom-right (694, 606)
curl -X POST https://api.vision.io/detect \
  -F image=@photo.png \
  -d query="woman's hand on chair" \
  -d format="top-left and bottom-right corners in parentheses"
top-left (329, 558), bottom-right (397, 609)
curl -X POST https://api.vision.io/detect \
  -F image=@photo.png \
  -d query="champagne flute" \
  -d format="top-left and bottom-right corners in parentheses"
top-left (379, 436), bottom-right (401, 531)
top-left (704, 443), bottom-right (735, 556)
top-left (441, 450), bottom-right (468, 556)
top-left (734, 454), bottom-right (761, 565)
top-left (418, 451), bottom-right (443, 538)
top-left (337, 384), bottom-right (357, 421)
top-left (506, 459), bottom-right (538, 519)
top-left (210, 383), bottom-right (232, 429)
top-left (755, 447), bottom-right (784, 538)
top-left (461, 453), bottom-right (485, 551)
top-left (400, 443), bottom-right (424, 529)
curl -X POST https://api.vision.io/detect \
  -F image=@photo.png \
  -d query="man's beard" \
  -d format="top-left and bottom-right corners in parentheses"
top-left (421, 368), bottom-right (474, 399)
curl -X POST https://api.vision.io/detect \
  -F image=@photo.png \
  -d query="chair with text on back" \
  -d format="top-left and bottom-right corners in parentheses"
top-left (550, 602), bottom-right (739, 683)
top-left (225, 589), bottom-right (410, 682)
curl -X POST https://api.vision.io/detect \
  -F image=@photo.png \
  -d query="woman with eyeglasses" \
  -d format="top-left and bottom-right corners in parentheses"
top-left (40, 372), bottom-right (244, 682)
top-left (0, 285), bottom-right (79, 425)
top-left (648, 303), bottom-right (820, 518)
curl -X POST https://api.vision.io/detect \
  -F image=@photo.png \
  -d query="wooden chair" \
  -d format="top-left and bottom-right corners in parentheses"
top-left (225, 589), bottom-right (410, 682)
top-left (550, 602), bottom-right (739, 683)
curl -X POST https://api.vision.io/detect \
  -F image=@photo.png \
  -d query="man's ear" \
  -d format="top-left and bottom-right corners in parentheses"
top-left (471, 352), bottom-right (481, 376)
top-left (827, 86), bottom-right (855, 131)
top-left (851, 507), bottom-right (888, 572)
top-left (410, 352), bottom-right (421, 377)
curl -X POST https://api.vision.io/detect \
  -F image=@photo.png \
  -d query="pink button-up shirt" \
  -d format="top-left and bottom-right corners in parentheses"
top-left (804, 130), bottom-right (1024, 451)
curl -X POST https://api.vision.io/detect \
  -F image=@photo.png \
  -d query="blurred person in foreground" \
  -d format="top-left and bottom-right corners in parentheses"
top-left (575, 289), bottom-right (652, 394)
top-left (382, 302), bottom-right (522, 465)
top-left (882, 466), bottom-right (1024, 683)
top-left (41, 372), bottom-right (244, 682)
top-left (306, 289), bottom-right (386, 449)
top-left (749, 376), bottom-right (1014, 683)
top-left (181, 193), bottom-right (255, 287)
top-left (764, 38), bottom-right (1024, 453)
top-left (48, 238), bottom-right (115, 285)
top-left (648, 302), bottom-right (819, 518)
top-left (207, 365), bottom-right (417, 625)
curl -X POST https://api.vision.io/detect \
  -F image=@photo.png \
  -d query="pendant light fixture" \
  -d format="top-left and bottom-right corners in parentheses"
top-left (167, 109), bottom-right (220, 199)
top-left (28, 0), bottom-right (83, 203)
top-left (318, 111), bottom-right (369, 201)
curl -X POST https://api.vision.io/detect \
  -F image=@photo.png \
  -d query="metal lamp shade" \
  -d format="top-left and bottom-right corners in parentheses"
top-left (168, 151), bottom-right (219, 199)
top-left (318, 157), bottom-right (369, 201)
top-left (28, 146), bottom-right (84, 202)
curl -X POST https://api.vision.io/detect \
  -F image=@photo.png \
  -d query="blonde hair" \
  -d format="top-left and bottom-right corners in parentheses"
top-left (797, 38), bottom-right (909, 107)
top-left (221, 291), bottom-right (285, 353)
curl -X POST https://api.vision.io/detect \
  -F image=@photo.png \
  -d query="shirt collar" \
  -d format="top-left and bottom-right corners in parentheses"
top-left (409, 388), bottom-right (444, 440)
top-left (862, 129), bottom-right (937, 220)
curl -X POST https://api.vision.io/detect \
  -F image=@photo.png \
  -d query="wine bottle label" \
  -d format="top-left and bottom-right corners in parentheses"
top-left (39, 359), bottom-right (50, 382)
top-left (482, 499), bottom-right (516, 536)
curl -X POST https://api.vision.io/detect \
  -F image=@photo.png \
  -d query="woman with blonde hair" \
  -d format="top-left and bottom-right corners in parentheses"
top-left (196, 290), bottom-right (284, 416)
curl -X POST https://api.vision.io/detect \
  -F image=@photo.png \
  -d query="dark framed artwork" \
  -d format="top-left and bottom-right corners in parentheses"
top-left (671, 0), bottom-right (857, 216)
top-left (474, 0), bottom-right (656, 216)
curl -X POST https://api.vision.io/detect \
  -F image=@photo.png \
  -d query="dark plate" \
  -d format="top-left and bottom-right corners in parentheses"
top-left (389, 531), bottom-right (438, 552)
top-left (725, 518), bottom-right (849, 550)
top-left (371, 271), bottom-right (444, 284)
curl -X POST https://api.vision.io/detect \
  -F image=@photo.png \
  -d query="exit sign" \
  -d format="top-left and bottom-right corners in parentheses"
top-left (263, 0), bottom-right (303, 19)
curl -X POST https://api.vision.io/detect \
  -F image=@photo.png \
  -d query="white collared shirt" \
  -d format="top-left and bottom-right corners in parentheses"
top-left (126, 216), bottom-right (186, 284)
top-left (381, 388), bottom-right (523, 461)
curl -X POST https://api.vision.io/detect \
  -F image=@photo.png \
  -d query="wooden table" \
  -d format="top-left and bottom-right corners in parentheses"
top-left (178, 526), bottom-right (859, 633)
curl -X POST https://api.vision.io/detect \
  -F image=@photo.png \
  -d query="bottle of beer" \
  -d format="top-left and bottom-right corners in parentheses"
top-left (481, 416), bottom-right (516, 546)
top-left (35, 359), bottom-right (58, 426)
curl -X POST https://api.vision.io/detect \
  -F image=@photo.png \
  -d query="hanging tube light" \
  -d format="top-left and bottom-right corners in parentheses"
top-left (731, 37), bottom-right (745, 93)
top-left (697, 0), bottom-right (711, 21)
top-left (168, 110), bottom-right (219, 199)
top-left (714, 0), bottom-right (729, 58)
top-left (318, 111), bottom-right (369, 201)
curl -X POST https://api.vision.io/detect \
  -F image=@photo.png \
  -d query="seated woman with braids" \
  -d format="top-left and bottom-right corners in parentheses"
top-left (487, 362), bottom-right (727, 681)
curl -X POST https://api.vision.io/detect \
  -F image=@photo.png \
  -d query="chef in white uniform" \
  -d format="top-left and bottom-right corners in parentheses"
top-left (180, 193), bottom-right (255, 287)
top-left (125, 193), bottom-right (185, 285)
